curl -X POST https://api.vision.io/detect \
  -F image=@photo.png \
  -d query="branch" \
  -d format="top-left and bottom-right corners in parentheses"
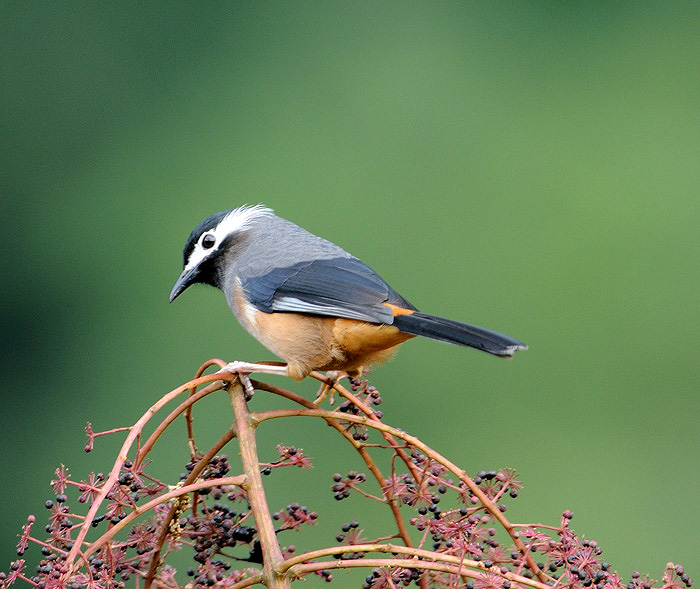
top-left (251, 379), bottom-right (417, 550)
top-left (289, 557), bottom-right (525, 584)
top-left (228, 378), bottom-right (290, 589)
top-left (185, 358), bottom-right (227, 456)
top-left (8, 365), bottom-right (687, 589)
top-left (251, 373), bottom-right (413, 546)
top-left (253, 407), bottom-right (548, 582)
top-left (83, 476), bottom-right (245, 558)
top-left (65, 371), bottom-right (229, 572)
top-left (279, 543), bottom-right (551, 589)
top-left (142, 424), bottom-right (238, 588)
top-left (136, 379), bottom-right (223, 468)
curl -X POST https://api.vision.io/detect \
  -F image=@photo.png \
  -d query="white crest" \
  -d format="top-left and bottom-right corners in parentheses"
top-left (184, 204), bottom-right (273, 272)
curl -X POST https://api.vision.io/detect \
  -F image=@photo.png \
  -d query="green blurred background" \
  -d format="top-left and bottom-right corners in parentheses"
top-left (1, 1), bottom-right (698, 582)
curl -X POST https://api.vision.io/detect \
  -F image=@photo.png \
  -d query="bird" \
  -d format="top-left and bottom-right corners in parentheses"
top-left (170, 205), bottom-right (527, 383)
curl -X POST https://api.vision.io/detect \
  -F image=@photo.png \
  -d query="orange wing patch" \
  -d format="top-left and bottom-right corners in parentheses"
top-left (382, 302), bottom-right (416, 316)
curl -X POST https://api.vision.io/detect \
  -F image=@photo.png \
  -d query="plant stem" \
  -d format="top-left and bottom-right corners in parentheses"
top-left (64, 371), bottom-right (228, 574)
top-left (253, 407), bottom-right (549, 584)
top-left (136, 380), bottom-right (223, 469)
top-left (185, 358), bottom-right (227, 456)
top-left (82, 476), bottom-right (245, 558)
top-left (288, 556), bottom-right (551, 588)
top-left (142, 424), bottom-right (238, 588)
top-left (278, 542), bottom-right (551, 589)
top-left (228, 378), bottom-right (291, 589)
top-left (251, 379), bottom-right (416, 550)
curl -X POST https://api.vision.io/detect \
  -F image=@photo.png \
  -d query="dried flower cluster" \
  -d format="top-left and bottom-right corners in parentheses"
top-left (1, 361), bottom-right (691, 589)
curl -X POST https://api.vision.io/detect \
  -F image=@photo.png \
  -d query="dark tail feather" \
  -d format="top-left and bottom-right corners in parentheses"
top-left (393, 312), bottom-right (527, 357)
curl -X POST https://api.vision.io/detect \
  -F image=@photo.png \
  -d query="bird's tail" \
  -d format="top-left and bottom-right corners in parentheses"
top-left (392, 312), bottom-right (527, 357)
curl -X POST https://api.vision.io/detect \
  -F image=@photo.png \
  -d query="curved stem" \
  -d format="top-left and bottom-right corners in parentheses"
top-left (312, 375), bottom-right (432, 589)
top-left (82, 476), bottom-right (245, 559)
top-left (143, 425), bottom-right (238, 589)
top-left (64, 371), bottom-right (231, 573)
top-left (279, 543), bottom-right (551, 589)
top-left (185, 358), bottom-right (227, 456)
top-left (136, 380), bottom-right (223, 469)
top-left (251, 380), bottom-right (416, 549)
top-left (319, 375), bottom-right (425, 484)
top-left (253, 407), bottom-right (549, 584)
top-left (289, 557), bottom-right (547, 586)
top-left (228, 573), bottom-right (264, 589)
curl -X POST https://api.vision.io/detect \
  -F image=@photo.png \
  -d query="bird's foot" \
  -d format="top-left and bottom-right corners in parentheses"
top-left (313, 370), bottom-right (348, 405)
top-left (217, 361), bottom-right (289, 400)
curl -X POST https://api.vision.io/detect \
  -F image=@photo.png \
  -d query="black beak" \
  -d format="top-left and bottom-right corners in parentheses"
top-left (169, 267), bottom-right (199, 302)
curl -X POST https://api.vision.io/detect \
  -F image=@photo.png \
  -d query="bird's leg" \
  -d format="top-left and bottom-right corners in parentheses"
top-left (217, 361), bottom-right (289, 400)
top-left (313, 370), bottom-right (348, 405)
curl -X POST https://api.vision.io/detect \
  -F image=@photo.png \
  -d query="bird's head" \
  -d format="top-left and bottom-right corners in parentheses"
top-left (169, 204), bottom-right (273, 302)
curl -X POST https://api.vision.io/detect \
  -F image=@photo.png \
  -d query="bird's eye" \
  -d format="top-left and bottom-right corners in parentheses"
top-left (201, 233), bottom-right (216, 249)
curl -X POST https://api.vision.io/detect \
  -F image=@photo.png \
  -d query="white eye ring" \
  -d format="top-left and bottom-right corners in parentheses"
top-left (201, 233), bottom-right (216, 249)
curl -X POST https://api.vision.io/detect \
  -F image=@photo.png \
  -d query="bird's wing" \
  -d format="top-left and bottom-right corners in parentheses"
top-left (241, 257), bottom-right (417, 324)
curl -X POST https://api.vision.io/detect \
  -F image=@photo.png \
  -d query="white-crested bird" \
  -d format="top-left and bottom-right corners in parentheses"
top-left (170, 205), bottom-right (527, 382)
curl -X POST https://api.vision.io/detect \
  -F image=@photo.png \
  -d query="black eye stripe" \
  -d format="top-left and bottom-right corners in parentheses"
top-left (202, 233), bottom-right (216, 249)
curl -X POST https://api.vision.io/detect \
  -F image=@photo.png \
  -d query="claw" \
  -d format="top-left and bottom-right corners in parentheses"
top-left (217, 362), bottom-right (289, 399)
top-left (313, 371), bottom-right (348, 405)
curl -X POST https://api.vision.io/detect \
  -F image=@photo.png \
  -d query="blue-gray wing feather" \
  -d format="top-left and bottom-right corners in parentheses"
top-left (241, 257), bottom-right (416, 324)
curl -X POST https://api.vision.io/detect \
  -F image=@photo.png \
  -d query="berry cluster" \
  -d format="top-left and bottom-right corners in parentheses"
top-left (261, 445), bottom-right (313, 475)
top-left (333, 451), bottom-right (693, 589)
top-left (272, 503), bottom-right (318, 531)
top-left (363, 567), bottom-right (422, 589)
top-left (0, 363), bottom-right (692, 589)
top-left (337, 377), bottom-right (384, 441)
top-left (331, 471), bottom-right (368, 501)
top-left (333, 520), bottom-right (366, 560)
